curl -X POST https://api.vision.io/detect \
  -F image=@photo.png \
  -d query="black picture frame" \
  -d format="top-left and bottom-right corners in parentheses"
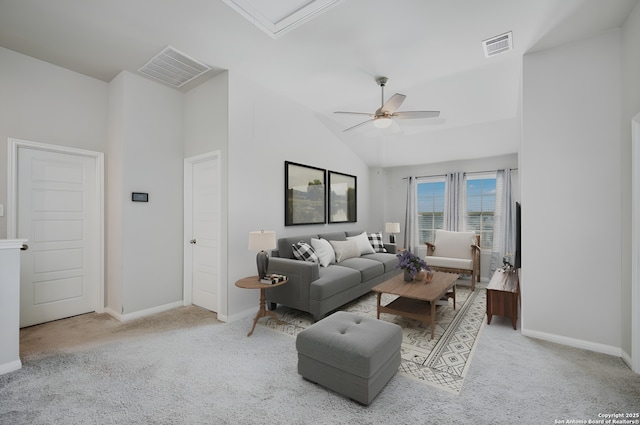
top-left (328, 171), bottom-right (357, 223)
top-left (285, 161), bottom-right (326, 226)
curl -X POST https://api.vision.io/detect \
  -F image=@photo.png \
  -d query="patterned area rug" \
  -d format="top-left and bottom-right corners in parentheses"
top-left (260, 285), bottom-right (486, 394)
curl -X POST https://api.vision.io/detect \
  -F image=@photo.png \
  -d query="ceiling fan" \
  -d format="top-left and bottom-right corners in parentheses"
top-left (334, 77), bottom-right (440, 133)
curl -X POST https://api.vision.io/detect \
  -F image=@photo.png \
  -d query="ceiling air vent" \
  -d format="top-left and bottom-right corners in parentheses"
top-left (482, 31), bottom-right (513, 58)
top-left (138, 46), bottom-right (211, 88)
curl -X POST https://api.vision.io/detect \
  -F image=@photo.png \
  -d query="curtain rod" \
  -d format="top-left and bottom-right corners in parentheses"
top-left (402, 168), bottom-right (518, 180)
top-left (465, 168), bottom-right (518, 176)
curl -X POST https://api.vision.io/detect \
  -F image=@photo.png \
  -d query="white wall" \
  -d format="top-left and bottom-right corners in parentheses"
top-left (106, 73), bottom-right (125, 313)
top-left (107, 71), bottom-right (184, 316)
top-left (379, 154), bottom-right (519, 279)
top-left (0, 47), bottom-right (108, 239)
top-left (225, 73), bottom-right (372, 320)
top-left (621, 1), bottom-right (640, 366)
top-left (184, 72), bottom-right (229, 158)
top-left (522, 30), bottom-right (622, 354)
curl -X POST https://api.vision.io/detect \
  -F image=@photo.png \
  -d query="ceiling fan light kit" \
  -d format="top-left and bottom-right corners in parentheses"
top-left (374, 117), bottom-right (392, 128)
top-left (335, 77), bottom-right (440, 132)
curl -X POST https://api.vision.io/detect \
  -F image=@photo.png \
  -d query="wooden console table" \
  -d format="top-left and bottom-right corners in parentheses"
top-left (235, 276), bottom-right (288, 337)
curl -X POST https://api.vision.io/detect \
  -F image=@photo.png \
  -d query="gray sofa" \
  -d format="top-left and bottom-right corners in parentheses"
top-left (266, 231), bottom-right (400, 321)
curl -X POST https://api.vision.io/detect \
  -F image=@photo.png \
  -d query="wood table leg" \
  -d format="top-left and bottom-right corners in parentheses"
top-left (246, 288), bottom-right (284, 337)
top-left (430, 301), bottom-right (436, 340)
top-left (452, 284), bottom-right (456, 310)
top-left (377, 292), bottom-right (382, 319)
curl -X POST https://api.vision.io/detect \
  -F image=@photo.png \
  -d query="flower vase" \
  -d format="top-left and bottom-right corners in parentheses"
top-left (415, 269), bottom-right (426, 282)
top-left (403, 270), bottom-right (413, 282)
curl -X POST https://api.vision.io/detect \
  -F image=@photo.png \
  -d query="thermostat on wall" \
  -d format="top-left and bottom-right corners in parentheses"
top-left (132, 192), bottom-right (149, 202)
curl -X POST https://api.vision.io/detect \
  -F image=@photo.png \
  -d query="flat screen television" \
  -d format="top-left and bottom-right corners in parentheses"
top-left (514, 201), bottom-right (521, 269)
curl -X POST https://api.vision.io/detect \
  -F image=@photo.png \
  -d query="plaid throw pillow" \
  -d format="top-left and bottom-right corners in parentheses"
top-left (368, 232), bottom-right (387, 253)
top-left (292, 241), bottom-right (319, 263)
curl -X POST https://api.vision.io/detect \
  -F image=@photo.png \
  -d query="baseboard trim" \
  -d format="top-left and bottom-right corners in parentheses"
top-left (105, 301), bottom-right (184, 322)
top-left (522, 328), bottom-right (622, 358)
top-left (221, 306), bottom-right (260, 324)
top-left (621, 349), bottom-right (633, 371)
top-left (0, 359), bottom-right (22, 376)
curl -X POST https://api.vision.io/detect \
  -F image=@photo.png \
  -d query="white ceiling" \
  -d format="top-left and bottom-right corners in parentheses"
top-left (0, 0), bottom-right (636, 167)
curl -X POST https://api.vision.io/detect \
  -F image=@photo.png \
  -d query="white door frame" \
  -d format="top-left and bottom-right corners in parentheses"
top-left (183, 151), bottom-right (221, 309)
top-left (7, 138), bottom-right (105, 314)
top-left (632, 114), bottom-right (640, 374)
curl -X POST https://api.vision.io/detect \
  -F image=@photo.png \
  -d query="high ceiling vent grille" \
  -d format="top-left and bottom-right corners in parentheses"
top-left (482, 31), bottom-right (513, 58)
top-left (138, 46), bottom-right (211, 88)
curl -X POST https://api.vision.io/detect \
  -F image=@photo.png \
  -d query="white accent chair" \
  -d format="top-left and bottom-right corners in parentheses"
top-left (425, 230), bottom-right (481, 291)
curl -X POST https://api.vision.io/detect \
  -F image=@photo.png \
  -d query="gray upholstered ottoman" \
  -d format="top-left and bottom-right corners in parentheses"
top-left (295, 311), bottom-right (402, 405)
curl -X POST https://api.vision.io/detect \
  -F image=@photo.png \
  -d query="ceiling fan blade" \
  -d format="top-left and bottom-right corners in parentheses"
top-left (334, 111), bottom-right (375, 116)
top-left (343, 119), bottom-right (374, 132)
top-left (392, 111), bottom-right (440, 119)
top-left (377, 93), bottom-right (406, 115)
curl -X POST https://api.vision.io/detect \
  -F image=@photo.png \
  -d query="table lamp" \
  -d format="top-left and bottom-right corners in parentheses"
top-left (248, 230), bottom-right (276, 279)
top-left (385, 222), bottom-right (400, 244)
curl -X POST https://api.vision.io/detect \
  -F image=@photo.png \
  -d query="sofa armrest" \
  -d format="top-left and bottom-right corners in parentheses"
top-left (268, 257), bottom-right (319, 282)
top-left (265, 257), bottom-right (320, 312)
top-left (425, 242), bottom-right (436, 256)
top-left (384, 243), bottom-right (397, 254)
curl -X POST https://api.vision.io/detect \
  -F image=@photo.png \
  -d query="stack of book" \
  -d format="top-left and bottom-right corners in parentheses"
top-left (260, 274), bottom-right (287, 284)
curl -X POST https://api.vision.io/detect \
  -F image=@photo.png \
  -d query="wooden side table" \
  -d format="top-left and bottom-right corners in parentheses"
top-left (235, 276), bottom-right (288, 337)
top-left (486, 268), bottom-right (520, 330)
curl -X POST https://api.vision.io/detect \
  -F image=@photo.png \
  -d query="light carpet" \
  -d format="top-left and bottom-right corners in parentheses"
top-left (2, 305), bottom-right (640, 424)
top-left (260, 285), bottom-right (486, 394)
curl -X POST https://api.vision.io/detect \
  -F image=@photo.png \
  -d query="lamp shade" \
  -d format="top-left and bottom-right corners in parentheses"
top-left (385, 222), bottom-right (400, 234)
top-left (248, 230), bottom-right (276, 252)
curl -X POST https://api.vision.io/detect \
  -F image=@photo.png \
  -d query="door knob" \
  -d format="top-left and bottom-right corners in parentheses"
top-left (189, 239), bottom-right (196, 244)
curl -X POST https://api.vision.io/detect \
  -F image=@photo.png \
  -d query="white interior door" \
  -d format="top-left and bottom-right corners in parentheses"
top-left (184, 152), bottom-right (220, 312)
top-left (16, 145), bottom-right (101, 327)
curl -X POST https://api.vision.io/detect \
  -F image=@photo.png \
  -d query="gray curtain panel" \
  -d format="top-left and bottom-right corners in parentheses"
top-left (403, 176), bottom-right (418, 253)
top-left (490, 169), bottom-right (516, 275)
top-left (444, 172), bottom-right (465, 231)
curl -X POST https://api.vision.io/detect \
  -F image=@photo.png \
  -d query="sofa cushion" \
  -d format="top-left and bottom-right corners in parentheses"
top-left (337, 257), bottom-right (384, 282)
top-left (311, 266), bottom-right (361, 300)
top-left (329, 239), bottom-right (361, 263)
top-left (367, 232), bottom-right (387, 253)
top-left (278, 234), bottom-right (316, 259)
top-left (361, 252), bottom-right (398, 273)
top-left (427, 256), bottom-right (473, 270)
top-left (292, 242), bottom-right (319, 263)
top-left (433, 230), bottom-right (476, 260)
top-left (347, 231), bottom-right (375, 255)
top-left (318, 232), bottom-right (347, 242)
top-left (311, 238), bottom-right (336, 267)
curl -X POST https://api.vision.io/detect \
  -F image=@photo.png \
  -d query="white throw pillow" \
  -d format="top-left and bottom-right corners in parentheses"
top-left (347, 231), bottom-right (375, 255)
top-left (329, 239), bottom-right (361, 263)
top-left (311, 238), bottom-right (335, 267)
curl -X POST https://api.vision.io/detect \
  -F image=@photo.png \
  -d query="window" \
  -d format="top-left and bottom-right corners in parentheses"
top-left (417, 178), bottom-right (445, 244)
top-left (465, 174), bottom-right (496, 249)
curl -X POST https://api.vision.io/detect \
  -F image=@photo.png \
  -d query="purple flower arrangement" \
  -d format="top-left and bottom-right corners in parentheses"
top-left (396, 250), bottom-right (430, 278)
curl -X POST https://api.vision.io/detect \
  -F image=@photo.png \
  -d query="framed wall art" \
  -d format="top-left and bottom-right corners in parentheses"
top-left (285, 161), bottom-right (326, 226)
top-left (328, 171), bottom-right (357, 223)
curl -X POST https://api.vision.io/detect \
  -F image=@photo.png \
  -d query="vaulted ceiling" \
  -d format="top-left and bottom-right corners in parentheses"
top-left (0, 0), bottom-right (636, 167)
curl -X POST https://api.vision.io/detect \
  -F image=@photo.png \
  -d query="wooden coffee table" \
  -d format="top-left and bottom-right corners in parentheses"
top-left (372, 272), bottom-right (459, 339)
